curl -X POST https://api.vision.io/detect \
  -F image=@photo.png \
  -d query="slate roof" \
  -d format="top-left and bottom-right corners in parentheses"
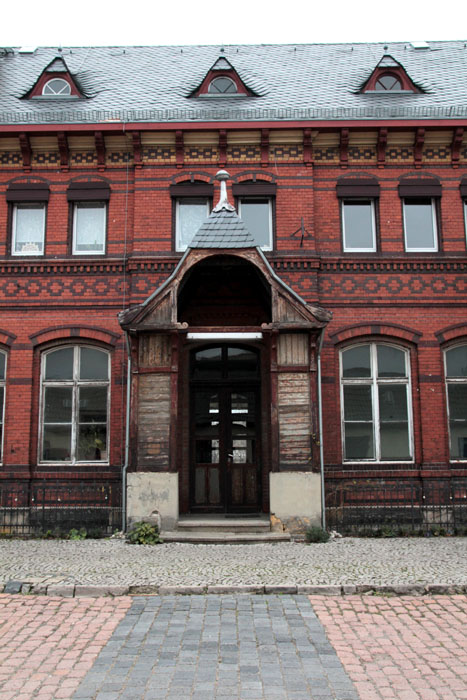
top-left (0, 42), bottom-right (466, 124)
top-left (189, 208), bottom-right (257, 249)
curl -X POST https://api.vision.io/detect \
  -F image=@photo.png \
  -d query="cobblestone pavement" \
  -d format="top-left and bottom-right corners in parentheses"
top-left (310, 594), bottom-right (467, 700)
top-left (0, 538), bottom-right (466, 591)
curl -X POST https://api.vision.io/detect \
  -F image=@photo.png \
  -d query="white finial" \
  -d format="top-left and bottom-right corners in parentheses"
top-left (214, 170), bottom-right (235, 212)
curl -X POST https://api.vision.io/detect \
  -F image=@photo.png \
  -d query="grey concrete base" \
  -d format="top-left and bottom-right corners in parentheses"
top-left (270, 471), bottom-right (322, 533)
top-left (126, 472), bottom-right (178, 531)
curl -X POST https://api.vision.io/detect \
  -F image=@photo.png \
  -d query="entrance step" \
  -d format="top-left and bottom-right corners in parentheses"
top-left (161, 515), bottom-right (291, 543)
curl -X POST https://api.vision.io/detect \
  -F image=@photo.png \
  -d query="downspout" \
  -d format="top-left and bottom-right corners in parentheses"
top-left (317, 327), bottom-right (326, 530)
top-left (122, 330), bottom-right (132, 532)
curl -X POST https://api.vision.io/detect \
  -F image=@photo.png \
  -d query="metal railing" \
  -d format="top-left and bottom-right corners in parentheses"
top-left (325, 477), bottom-right (467, 536)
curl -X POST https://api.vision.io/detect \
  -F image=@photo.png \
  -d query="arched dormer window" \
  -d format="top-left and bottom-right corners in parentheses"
top-left (208, 76), bottom-right (237, 94)
top-left (42, 78), bottom-right (71, 96)
top-left (374, 73), bottom-right (402, 91)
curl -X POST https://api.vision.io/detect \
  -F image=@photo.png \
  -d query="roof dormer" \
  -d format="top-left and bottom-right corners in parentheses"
top-left (359, 54), bottom-right (422, 94)
top-left (189, 56), bottom-right (257, 98)
top-left (24, 56), bottom-right (82, 99)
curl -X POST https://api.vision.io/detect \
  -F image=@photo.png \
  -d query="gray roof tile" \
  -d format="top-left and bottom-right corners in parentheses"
top-left (0, 42), bottom-right (466, 124)
top-left (190, 208), bottom-right (257, 249)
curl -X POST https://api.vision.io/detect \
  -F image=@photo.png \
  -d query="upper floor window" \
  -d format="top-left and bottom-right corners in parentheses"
top-left (340, 343), bottom-right (413, 462)
top-left (374, 74), bottom-right (402, 91)
top-left (12, 203), bottom-right (46, 255)
top-left (72, 202), bottom-right (106, 254)
top-left (170, 182), bottom-right (214, 252)
top-left (403, 198), bottom-right (438, 252)
top-left (40, 346), bottom-right (110, 464)
top-left (0, 351), bottom-right (6, 463)
top-left (233, 181), bottom-right (276, 251)
top-left (208, 76), bottom-right (237, 94)
top-left (42, 78), bottom-right (71, 96)
top-left (341, 200), bottom-right (376, 252)
top-left (445, 345), bottom-right (467, 460)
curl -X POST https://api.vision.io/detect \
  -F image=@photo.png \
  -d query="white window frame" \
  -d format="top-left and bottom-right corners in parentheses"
top-left (403, 197), bottom-right (438, 252)
top-left (39, 346), bottom-right (110, 465)
top-left (175, 197), bottom-right (210, 252)
top-left (0, 351), bottom-right (6, 464)
top-left (340, 343), bottom-right (414, 463)
top-left (42, 78), bottom-right (72, 97)
top-left (12, 203), bottom-right (46, 256)
top-left (464, 200), bottom-right (467, 249)
top-left (208, 76), bottom-right (238, 94)
top-left (72, 202), bottom-right (107, 255)
top-left (341, 199), bottom-right (377, 252)
top-left (444, 344), bottom-right (467, 462)
top-left (237, 196), bottom-right (273, 251)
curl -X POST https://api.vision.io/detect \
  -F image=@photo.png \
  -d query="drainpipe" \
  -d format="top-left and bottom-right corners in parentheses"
top-left (122, 331), bottom-right (132, 532)
top-left (317, 328), bottom-right (326, 531)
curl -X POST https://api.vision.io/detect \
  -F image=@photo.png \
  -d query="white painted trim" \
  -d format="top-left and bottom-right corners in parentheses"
top-left (187, 332), bottom-right (263, 340)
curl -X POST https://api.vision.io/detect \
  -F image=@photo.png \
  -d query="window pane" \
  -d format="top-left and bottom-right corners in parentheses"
top-left (193, 348), bottom-right (223, 379)
top-left (77, 424), bottom-right (107, 461)
top-left (344, 423), bottom-right (374, 459)
top-left (44, 387), bottom-right (73, 422)
top-left (45, 348), bottom-right (74, 380)
top-left (177, 199), bottom-right (208, 249)
top-left (448, 384), bottom-right (467, 420)
top-left (74, 203), bottom-right (106, 253)
top-left (239, 199), bottom-right (271, 248)
top-left (13, 204), bottom-right (45, 254)
top-left (80, 348), bottom-right (109, 380)
top-left (380, 423), bottom-right (411, 460)
top-left (43, 425), bottom-right (72, 461)
top-left (0, 387), bottom-right (4, 424)
top-left (342, 346), bottom-right (371, 378)
top-left (446, 346), bottom-right (467, 378)
top-left (343, 385), bottom-right (372, 420)
top-left (0, 353), bottom-right (5, 381)
top-left (379, 385), bottom-right (408, 422)
top-left (449, 422), bottom-right (467, 459)
top-left (43, 78), bottom-right (71, 95)
top-left (79, 386), bottom-right (107, 423)
top-left (342, 201), bottom-right (375, 250)
top-left (377, 346), bottom-right (406, 377)
top-left (227, 348), bottom-right (258, 378)
top-left (209, 77), bottom-right (237, 94)
top-left (404, 199), bottom-right (436, 250)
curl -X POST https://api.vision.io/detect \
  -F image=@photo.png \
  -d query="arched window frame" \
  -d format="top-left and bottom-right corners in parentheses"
top-left (340, 342), bottom-right (413, 462)
top-left (39, 345), bottom-right (110, 464)
top-left (444, 343), bottom-right (467, 461)
top-left (42, 78), bottom-right (72, 97)
top-left (208, 76), bottom-right (238, 95)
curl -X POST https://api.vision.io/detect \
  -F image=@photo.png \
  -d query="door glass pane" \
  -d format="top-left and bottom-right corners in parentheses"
top-left (344, 423), bottom-right (374, 459)
top-left (192, 348), bottom-right (223, 379)
top-left (44, 387), bottom-right (72, 422)
top-left (343, 385), bottom-right (372, 420)
top-left (196, 438), bottom-right (219, 463)
top-left (227, 348), bottom-right (258, 378)
top-left (80, 348), bottom-right (108, 380)
top-left (209, 469), bottom-right (221, 504)
top-left (446, 346), bottom-right (467, 377)
top-left (43, 425), bottom-right (72, 461)
top-left (342, 346), bottom-right (371, 378)
top-left (377, 346), bottom-right (406, 377)
top-left (45, 348), bottom-right (74, 380)
top-left (195, 467), bottom-right (206, 504)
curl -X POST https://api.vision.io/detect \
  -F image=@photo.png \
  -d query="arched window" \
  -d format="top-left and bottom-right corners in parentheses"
top-left (340, 343), bottom-right (412, 461)
top-left (0, 351), bottom-right (6, 463)
top-left (40, 346), bottom-right (109, 463)
top-left (42, 78), bottom-right (71, 96)
top-left (374, 74), bottom-right (402, 91)
top-left (445, 345), bottom-right (467, 460)
top-left (208, 76), bottom-right (237, 94)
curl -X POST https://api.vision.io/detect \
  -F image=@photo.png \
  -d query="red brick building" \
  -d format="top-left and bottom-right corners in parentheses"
top-left (0, 42), bottom-right (466, 535)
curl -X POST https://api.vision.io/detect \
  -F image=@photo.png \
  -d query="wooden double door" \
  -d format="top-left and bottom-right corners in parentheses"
top-left (190, 346), bottom-right (261, 513)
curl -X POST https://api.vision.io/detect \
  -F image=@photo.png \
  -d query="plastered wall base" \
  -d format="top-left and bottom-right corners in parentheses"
top-left (127, 472), bottom-right (178, 531)
top-left (269, 472), bottom-right (322, 534)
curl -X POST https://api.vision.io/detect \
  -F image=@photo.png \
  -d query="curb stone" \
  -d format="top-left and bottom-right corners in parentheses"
top-left (1, 580), bottom-right (467, 597)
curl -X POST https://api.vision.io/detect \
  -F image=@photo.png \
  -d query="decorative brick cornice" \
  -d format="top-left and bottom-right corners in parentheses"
top-left (321, 259), bottom-right (467, 273)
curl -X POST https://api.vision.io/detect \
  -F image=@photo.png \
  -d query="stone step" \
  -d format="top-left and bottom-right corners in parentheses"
top-left (160, 530), bottom-right (291, 544)
top-left (176, 516), bottom-right (271, 534)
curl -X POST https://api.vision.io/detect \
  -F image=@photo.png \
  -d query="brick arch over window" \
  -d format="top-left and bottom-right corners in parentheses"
top-left (29, 325), bottom-right (120, 348)
top-left (233, 171), bottom-right (276, 184)
top-left (329, 323), bottom-right (422, 346)
top-left (171, 172), bottom-right (213, 185)
top-left (0, 329), bottom-right (17, 348)
top-left (436, 324), bottom-right (467, 345)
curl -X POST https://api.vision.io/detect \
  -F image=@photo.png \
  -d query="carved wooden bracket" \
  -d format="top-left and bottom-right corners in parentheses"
top-left (451, 127), bottom-right (464, 168)
top-left (339, 129), bottom-right (349, 167)
top-left (176, 130), bottom-right (184, 168)
top-left (261, 129), bottom-right (269, 167)
top-left (377, 128), bottom-right (387, 167)
top-left (95, 131), bottom-right (106, 170)
top-left (219, 129), bottom-right (227, 167)
top-left (132, 131), bottom-right (142, 168)
top-left (303, 128), bottom-right (313, 166)
top-left (19, 133), bottom-right (32, 170)
top-left (57, 132), bottom-right (69, 170)
top-left (414, 127), bottom-right (425, 168)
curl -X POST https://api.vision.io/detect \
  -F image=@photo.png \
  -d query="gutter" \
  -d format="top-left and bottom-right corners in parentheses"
top-left (317, 327), bottom-right (326, 531)
top-left (122, 330), bottom-right (132, 532)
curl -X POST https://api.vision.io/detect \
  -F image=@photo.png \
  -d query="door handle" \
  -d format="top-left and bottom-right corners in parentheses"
top-left (228, 453), bottom-right (234, 459)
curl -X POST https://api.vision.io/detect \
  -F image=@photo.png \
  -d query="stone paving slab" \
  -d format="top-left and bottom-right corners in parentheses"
top-left (0, 538), bottom-right (466, 595)
top-left (72, 595), bottom-right (359, 700)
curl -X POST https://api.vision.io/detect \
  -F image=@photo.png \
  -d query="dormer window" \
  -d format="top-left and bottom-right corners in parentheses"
top-left (374, 74), bottom-right (402, 92)
top-left (208, 76), bottom-right (237, 95)
top-left (42, 78), bottom-right (71, 96)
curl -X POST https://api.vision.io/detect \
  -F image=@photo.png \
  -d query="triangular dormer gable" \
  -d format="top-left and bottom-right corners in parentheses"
top-left (24, 56), bottom-right (82, 98)
top-left (189, 56), bottom-right (258, 97)
top-left (359, 54), bottom-right (423, 94)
